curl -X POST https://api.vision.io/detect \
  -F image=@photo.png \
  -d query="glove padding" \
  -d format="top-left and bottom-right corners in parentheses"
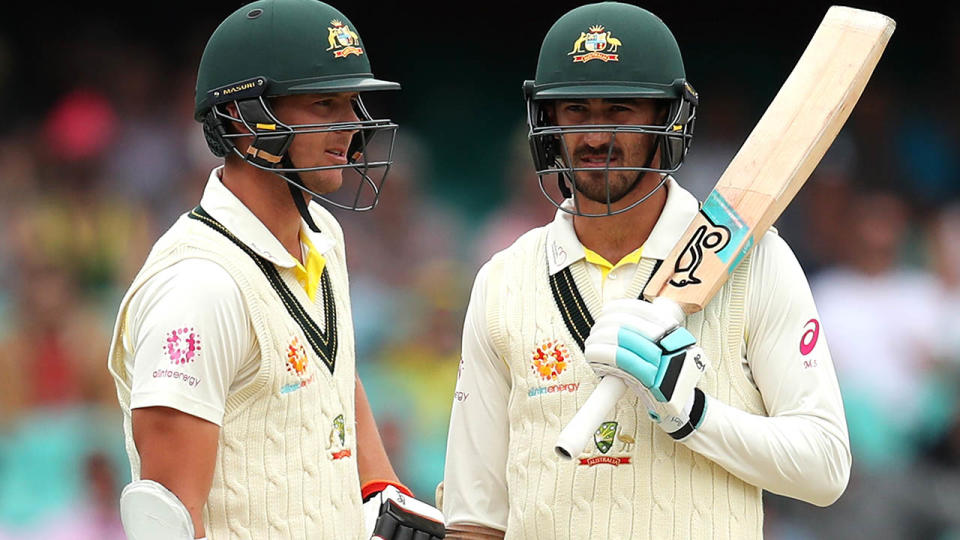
top-left (363, 485), bottom-right (446, 539)
top-left (585, 298), bottom-right (709, 440)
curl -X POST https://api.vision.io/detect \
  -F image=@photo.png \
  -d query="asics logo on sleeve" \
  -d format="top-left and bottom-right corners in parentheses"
top-left (799, 319), bottom-right (820, 356)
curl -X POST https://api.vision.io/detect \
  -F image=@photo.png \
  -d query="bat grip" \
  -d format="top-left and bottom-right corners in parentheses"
top-left (555, 376), bottom-right (626, 459)
top-left (554, 297), bottom-right (684, 460)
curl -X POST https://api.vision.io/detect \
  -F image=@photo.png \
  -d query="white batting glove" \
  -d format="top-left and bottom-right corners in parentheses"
top-left (363, 485), bottom-right (446, 540)
top-left (585, 298), bottom-right (709, 440)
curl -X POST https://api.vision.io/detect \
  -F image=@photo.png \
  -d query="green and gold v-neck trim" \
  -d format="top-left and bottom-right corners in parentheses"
top-left (188, 206), bottom-right (339, 373)
top-left (549, 257), bottom-right (662, 353)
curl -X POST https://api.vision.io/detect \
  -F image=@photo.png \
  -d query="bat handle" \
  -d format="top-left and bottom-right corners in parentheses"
top-left (554, 297), bottom-right (685, 460)
top-left (555, 376), bottom-right (626, 459)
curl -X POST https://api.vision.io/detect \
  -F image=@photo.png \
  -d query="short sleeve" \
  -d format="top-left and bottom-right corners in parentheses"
top-left (124, 258), bottom-right (257, 426)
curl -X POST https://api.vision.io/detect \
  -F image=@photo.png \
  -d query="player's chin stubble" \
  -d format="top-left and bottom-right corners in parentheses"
top-left (298, 170), bottom-right (343, 195)
top-left (572, 170), bottom-right (641, 205)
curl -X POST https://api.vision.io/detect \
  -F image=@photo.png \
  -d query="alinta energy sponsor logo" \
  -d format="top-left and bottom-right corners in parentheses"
top-left (286, 337), bottom-right (309, 376)
top-left (157, 327), bottom-right (202, 388)
top-left (578, 421), bottom-right (633, 467)
top-left (164, 327), bottom-right (201, 365)
top-left (528, 382), bottom-right (580, 398)
top-left (281, 336), bottom-right (316, 394)
top-left (152, 369), bottom-right (200, 388)
top-left (531, 339), bottom-right (569, 381)
top-left (529, 339), bottom-right (578, 398)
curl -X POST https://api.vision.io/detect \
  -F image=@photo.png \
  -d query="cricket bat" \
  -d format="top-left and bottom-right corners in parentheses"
top-left (555, 5), bottom-right (896, 459)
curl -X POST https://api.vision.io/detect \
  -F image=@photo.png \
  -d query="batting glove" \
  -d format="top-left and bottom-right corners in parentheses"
top-left (585, 298), bottom-right (709, 440)
top-left (362, 483), bottom-right (445, 540)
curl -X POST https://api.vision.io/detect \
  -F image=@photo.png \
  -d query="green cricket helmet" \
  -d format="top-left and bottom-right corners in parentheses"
top-left (195, 0), bottom-right (400, 221)
top-left (524, 2), bottom-right (698, 216)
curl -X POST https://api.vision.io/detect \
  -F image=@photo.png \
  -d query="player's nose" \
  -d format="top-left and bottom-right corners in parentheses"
top-left (333, 100), bottom-right (361, 134)
top-left (583, 129), bottom-right (614, 148)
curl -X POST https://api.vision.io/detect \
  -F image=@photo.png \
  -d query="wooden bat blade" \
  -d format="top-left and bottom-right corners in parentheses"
top-left (643, 6), bottom-right (896, 313)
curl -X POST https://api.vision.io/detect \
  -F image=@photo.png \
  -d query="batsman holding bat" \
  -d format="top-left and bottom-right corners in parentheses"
top-left (106, 0), bottom-right (444, 538)
top-left (441, 3), bottom-right (883, 538)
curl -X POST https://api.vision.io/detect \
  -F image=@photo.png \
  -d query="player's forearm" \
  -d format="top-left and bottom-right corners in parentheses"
top-left (682, 395), bottom-right (851, 506)
top-left (355, 375), bottom-right (401, 487)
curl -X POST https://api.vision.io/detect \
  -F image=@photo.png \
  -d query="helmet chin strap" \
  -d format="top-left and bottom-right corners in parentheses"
top-left (280, 156), bottom-right (322, 233)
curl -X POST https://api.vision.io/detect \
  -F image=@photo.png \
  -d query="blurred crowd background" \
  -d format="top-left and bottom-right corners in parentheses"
top-left (1, 1), bottom-right (958, 538)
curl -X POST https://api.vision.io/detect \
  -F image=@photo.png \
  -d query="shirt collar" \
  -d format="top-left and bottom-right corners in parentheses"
top-left (199, 166), bottom-right (337, 268)
top-left (544, 176), bottom-right (700, 275)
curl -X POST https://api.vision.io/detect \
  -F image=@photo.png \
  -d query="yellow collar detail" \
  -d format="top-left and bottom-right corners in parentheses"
top-left (582, 246), bottom-right (644, 281)
top-left (293, 230), bottom-right (327, 302)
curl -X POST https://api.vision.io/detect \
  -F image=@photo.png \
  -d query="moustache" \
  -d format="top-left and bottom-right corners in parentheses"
top-left (573, 145), bottom-right (624, 161)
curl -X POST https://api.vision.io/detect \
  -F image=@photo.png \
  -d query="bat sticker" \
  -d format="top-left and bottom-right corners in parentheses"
top-left (669, 191), bottom-right (752, 288)
top-left (669, 222), bottom-right (731, 287)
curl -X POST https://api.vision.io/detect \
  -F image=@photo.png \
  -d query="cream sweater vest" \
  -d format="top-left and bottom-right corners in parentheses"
top-left (486, 227), bottom-right (766, 540)
top-left (108, 206), bottom-right (362, 539)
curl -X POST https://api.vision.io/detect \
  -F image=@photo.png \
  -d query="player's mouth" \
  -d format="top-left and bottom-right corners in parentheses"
top-left (325, 148), bottom-right (348, 165)
top-left (577, 155), bottom-right (621, 168)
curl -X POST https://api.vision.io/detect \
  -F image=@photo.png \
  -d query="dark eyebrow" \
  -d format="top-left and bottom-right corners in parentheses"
top-left (554, 98), bottom-right (643, 105)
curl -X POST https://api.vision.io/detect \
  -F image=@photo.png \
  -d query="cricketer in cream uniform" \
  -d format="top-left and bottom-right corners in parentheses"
top-left (109, 168), bottom-right (364, 538)
top-left (442, 4), bottom-right (849, 538)
top-left (107, 1), bottom-right (445, 539)
top-left (443, 177), bottom-right (851, 538)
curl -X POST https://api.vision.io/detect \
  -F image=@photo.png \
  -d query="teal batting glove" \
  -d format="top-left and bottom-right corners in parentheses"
top-left (586, 299), bottom-right (709, 440)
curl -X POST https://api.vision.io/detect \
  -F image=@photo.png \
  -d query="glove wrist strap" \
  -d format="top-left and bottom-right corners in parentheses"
top-left (361, 479), bottom-right (413, 502)
top-left (668, 388), bottom-right (707, 441)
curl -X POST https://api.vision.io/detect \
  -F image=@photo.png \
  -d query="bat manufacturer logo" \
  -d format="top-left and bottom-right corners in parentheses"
top-left (668, 222), bottom-right (731, 288)
top-left (693, 353), bottom-right (705, 371)
top-left (568, 25), bottom-right (622, 63)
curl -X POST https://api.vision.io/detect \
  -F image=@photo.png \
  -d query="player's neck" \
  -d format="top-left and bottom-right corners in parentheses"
top-left (221, 160), bottom-right (304, 263)
top-left (572, 174), bottom-right (667, 264)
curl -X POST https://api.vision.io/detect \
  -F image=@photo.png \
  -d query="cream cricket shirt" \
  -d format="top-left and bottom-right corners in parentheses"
top-left (443, 178), bottom-right (851, 532)
top-left (122, 168), bottom-right (336, 426)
